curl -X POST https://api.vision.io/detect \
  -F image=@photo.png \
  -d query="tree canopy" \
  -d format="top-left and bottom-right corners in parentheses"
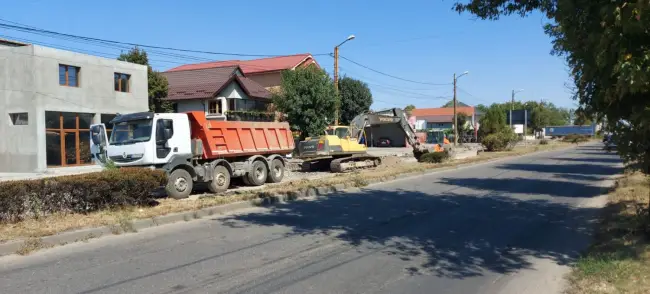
top-left (405, 104), bottom-right (416, 112)
top-left (118, 47), bottom-right (173, 113)
top-left (338, 76), bottom-right (373, 125)
top-left (478, 103), bottom-right (508, 138)
top-left (453, 0), bottom-right (650, 171)
top-left (273, 66), bottom-right (336, 139)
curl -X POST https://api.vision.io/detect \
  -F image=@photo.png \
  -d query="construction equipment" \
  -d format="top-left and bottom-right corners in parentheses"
top-left (89, 111), bottom-right (294, 199)
top-left (297, 108), bottom-right (447, 173)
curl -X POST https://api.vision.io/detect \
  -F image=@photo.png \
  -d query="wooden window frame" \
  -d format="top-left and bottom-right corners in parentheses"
top-left (207, 100), bottom-right (221, 115)
top-left (45, 112), bottom-right (93, 167)
top-left (59, 64), bottom-right (80, 87)
top-left (114, 73), bottom-right (130, 92)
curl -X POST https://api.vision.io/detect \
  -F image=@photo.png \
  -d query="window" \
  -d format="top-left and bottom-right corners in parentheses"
top-left (45, 111), bottom-right (94, 167)
top-left (9, 113), bottom-right (28, 125)
top-left (59, 64), bottom-right (80, 87)
top-left (101, 114), bottom-right (117, 139)
top-left (114, 73), bottom-right (130, 92)
top-left (232, 99), bottom-right (269, 112)
top-left (208, 100), bottom-right (222, 114)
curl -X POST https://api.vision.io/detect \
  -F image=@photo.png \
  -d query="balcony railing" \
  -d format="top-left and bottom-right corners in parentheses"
top-left (226, 111), bottom-right (275, 122)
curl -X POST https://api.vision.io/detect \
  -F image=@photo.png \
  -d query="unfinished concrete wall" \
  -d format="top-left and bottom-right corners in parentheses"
top-left (0, 45), bottom-right (149, 172)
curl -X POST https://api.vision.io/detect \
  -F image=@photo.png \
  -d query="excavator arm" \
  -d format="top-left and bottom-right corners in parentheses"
top-left (349, 108), bottom-right (433, 159)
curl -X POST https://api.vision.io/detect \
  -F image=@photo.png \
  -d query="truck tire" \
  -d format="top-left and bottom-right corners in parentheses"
top-left (166, 169), bottom-right (193, 199)
top-left (266, 158), bottom-right (285, 183)
top-left (246, 160), bottom-right (267, 186)
top-left (208, 165), bottom-right (230, 193)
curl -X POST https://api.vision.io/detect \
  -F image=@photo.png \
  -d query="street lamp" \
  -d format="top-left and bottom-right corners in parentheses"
top-left (334, 34), bottom-right (355, 125)
top-left (510, 89), bottom-right (524, 127)
top-left (453, 71), bottom-right (469, 146)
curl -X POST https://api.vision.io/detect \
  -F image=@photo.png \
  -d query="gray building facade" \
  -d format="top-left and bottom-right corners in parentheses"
top-left (0, 43), bottom-right (148, 172)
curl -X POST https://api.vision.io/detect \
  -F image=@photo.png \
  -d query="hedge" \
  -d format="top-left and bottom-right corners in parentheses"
top-left (562, 134), bottom-right (590, 143)
top-left (482, 129), bottom-right (518, 152)
top-left (419, 151), bottom-right (450, 163)
top-left (0, 168), bottom-right (167, 223)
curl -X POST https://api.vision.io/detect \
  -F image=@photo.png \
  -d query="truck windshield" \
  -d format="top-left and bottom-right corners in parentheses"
top-left (110, 119), bottom-right (153, 145)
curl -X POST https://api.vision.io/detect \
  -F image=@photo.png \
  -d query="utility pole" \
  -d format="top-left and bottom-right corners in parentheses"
top-left (333, 35), bottom-right (355, 126)
top-left (334, 47), bottom-right (339, 125)
top-left (452, 71), bottom-right (469, 146)
top-left (510, 89), bottom-right (514, 128)
top-left (453, 73), bottom-right (458, 146)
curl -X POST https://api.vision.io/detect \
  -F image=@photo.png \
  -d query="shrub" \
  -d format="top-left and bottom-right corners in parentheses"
top-left (539, 139), bottom-right (549, 145)
top-left (562, 134), bottom-right (590, 144)
top-left (481, 127), bottom-right (518, 151)
top-left (419, 150), bottom-right (450, 163)
top-left (0, 168), bottom-right (167, 223)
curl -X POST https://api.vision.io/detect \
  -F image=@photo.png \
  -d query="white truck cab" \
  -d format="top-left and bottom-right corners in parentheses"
top-left (90, 112), bottom-right (192, 168)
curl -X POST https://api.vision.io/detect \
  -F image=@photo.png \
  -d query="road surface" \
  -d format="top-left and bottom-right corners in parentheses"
top-left (0, 143), bottom-right (622, 294)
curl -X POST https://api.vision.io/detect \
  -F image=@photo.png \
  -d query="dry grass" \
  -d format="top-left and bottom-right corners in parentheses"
top-left (566, 172), bottom-right (650, 294)
top-left (0, 142), bottom-right (570, 244)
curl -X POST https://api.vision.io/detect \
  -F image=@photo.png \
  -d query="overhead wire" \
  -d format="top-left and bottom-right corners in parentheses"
top-left (336, 54), bottom-right (452, 86)
top-left (0, 19), bottom-right (330, 58)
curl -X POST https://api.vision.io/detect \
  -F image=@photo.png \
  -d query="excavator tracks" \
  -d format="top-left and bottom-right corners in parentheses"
top-left (329, 154), bottom-right (381, 173)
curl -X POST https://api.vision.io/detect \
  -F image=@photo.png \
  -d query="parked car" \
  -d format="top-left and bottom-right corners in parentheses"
top-left (376, 137), bottom-right (392, 147)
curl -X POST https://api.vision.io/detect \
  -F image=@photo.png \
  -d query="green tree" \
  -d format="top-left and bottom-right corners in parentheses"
top-left (529, 104), bottom-right (550, 132)
top-left (453, 0), bottom-right (650, 173)
top-left (573, 108), bottom-right (593, 125)
top-left (118, 47), bottom-right (173, 113)
top-left (405, 104), bottom-right (416, 112)
top-left (273, 66), bottom-right (336, 139)
top-left (478, 103), bottom-right (507, 139)
top-left (338, 76), bottom-right (373, 125)
top-left (455, 112), bottom-right (470, 131)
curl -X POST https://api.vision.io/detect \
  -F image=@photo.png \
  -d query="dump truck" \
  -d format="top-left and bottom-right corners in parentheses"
top-left (297, 108), bottom-right (447, 172)
top-left (89, 111), bottom-right (294, 199)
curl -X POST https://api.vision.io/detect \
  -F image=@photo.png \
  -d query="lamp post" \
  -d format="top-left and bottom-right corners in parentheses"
top-left (453, 71), bottom-right (469, 146)
top-left (333, 34), bottom-right (355, 125)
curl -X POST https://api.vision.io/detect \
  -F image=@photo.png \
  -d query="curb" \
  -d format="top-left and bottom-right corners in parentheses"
top-left (0, 144), bottom-right (576, 257)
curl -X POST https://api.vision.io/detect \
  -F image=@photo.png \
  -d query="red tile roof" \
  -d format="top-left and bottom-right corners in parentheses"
top-left (166, 53), bottom-right (318, 75)
top-left (412, 106), bottom-right (475, 117)
top-left (162, 66), bottom-right (270, 101)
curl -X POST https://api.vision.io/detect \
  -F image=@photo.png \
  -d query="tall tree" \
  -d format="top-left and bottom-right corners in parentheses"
top-left (478, 103), bottom-right (507, 138)
top-left (456, 112), bottom-right (470, 131)
top-left (273, 66), bottom-right (336, 139)
top-left (118, 47), bottom-right (173, 113)
top-left (529, 104), bottom-right (551, 132)
top-left (573, 108), bottom-right (593, 125)
top-left (453, 0), bottom-right (650, 173)
top-left (338, 76), bottom-right (373, 125)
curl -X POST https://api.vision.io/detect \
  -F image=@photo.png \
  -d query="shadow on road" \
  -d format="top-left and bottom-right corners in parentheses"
top-left (437, 177), bottom-right (606, 198)
top-left (219, 189), bottom-right (601, 280)
top-left (496, 163), bottom-right (621, 176)
top-left (553, 157), bottom-right (622, 164)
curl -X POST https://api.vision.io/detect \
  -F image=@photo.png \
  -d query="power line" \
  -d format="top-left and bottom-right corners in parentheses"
top-left (337, 54), bottom-right (452, 86)
top-left (456, 86), bottom-right (491, 104)
top-left (0, 18), bottom-right (330, 58)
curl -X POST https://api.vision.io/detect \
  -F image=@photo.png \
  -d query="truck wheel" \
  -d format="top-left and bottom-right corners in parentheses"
top-left (266, 159), bottom-right (285, 183)
top-left (208, 165), bottom-right (230, 193)
top-left (166, 169), bottom-right (193, 199)
top-left (247, 160), bottom-right (267, 186)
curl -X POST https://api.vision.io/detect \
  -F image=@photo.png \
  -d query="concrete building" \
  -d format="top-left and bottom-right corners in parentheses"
top-left (0, 41), bottom-right (148, 172)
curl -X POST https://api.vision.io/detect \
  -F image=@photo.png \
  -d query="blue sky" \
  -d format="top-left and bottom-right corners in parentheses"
top-left (0, 0), bottom-right (575, 110)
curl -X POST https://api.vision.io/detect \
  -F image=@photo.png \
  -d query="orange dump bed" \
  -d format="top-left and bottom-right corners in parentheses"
top-left (186, 111), bottom-right (295, 159)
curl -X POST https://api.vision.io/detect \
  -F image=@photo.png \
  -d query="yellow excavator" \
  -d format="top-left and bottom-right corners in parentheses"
top-left (297, 108), bottom-right (448, 172)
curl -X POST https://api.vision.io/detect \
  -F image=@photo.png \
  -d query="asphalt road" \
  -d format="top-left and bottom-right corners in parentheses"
top-left (0, 143), bottom-right (622, 294)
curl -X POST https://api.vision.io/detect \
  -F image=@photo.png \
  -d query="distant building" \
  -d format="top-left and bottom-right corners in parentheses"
top-left (412, 106), bottom-right (477, 131)
top-left (0, 40), bottom-right (148, 172)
